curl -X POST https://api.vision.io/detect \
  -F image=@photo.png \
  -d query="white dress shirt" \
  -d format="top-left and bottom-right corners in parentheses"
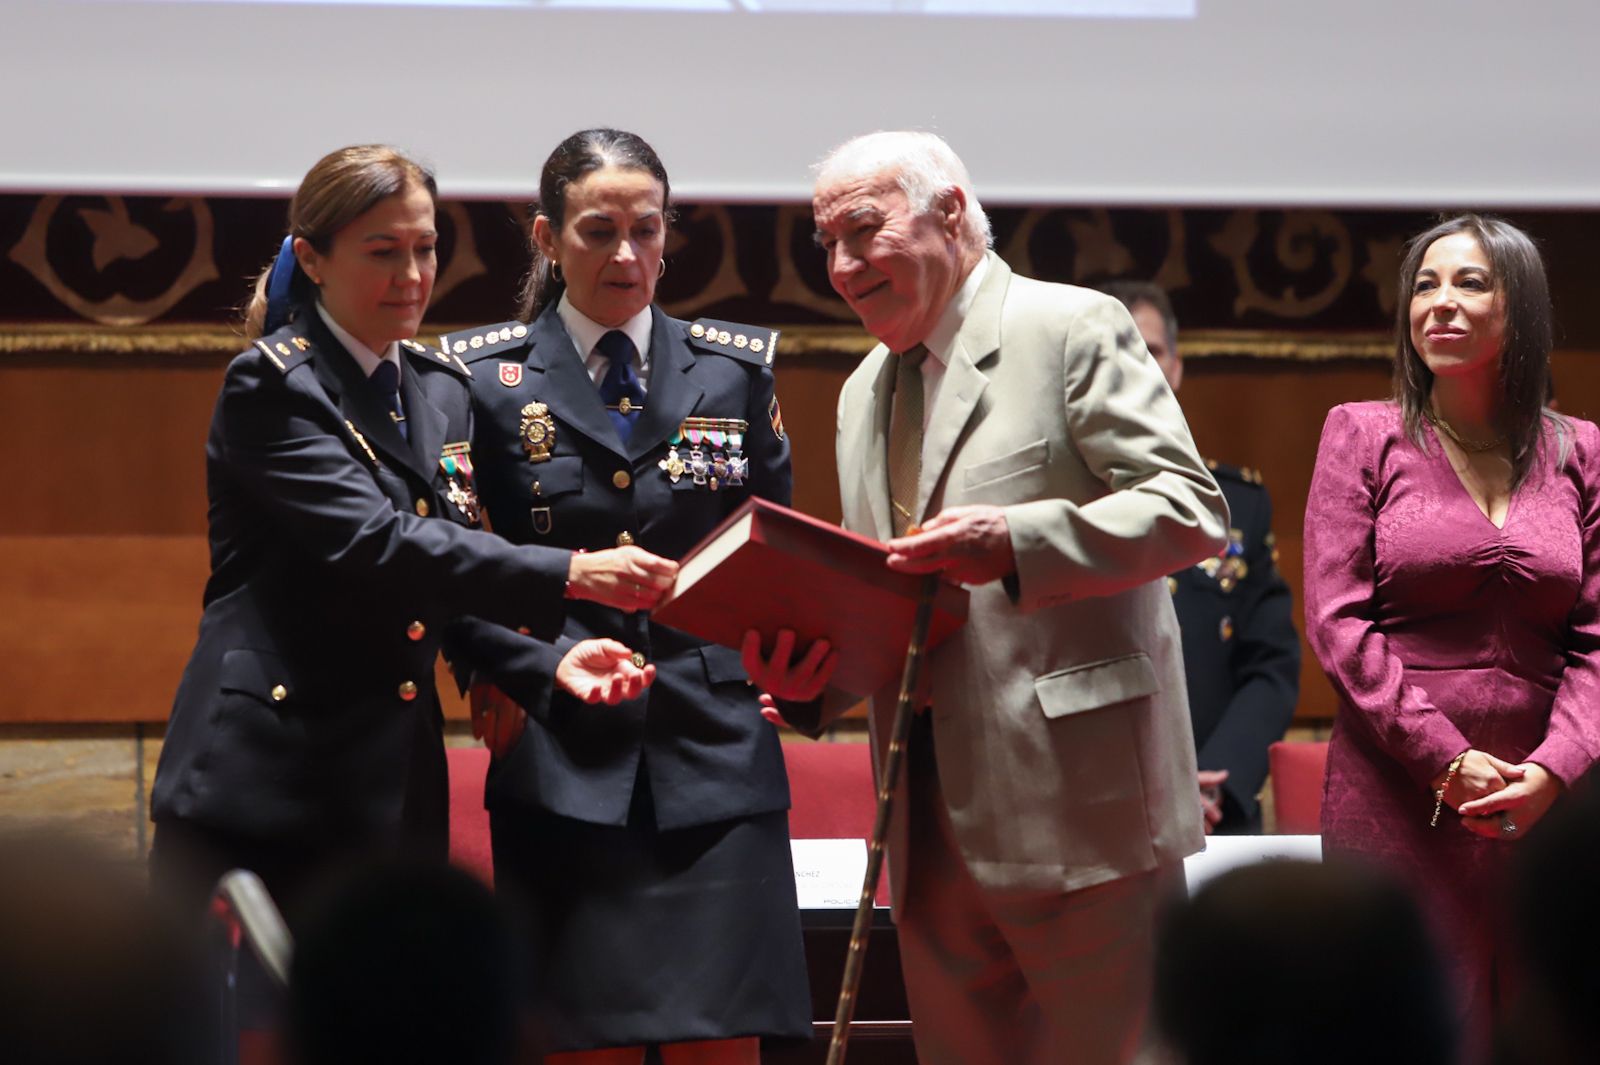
top-left (913, 254), bottom-right (990, 442)
top-left (557, 292), bottom-right (654, 394)
top-left (315, 302), bottom-right (403, 383)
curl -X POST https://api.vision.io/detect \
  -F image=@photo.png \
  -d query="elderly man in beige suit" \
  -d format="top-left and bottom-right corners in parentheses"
top-left (747, 131), bottom-right (1228, 1065)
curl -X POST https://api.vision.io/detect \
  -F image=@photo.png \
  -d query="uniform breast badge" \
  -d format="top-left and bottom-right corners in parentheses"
top-left (520, 402), bottom-right (556, 463)
top-left (530, 479), bottom-right (552, 535)
top-left (440, 443), bottom-right (481, 524)
top-left (343, 420), bottom-right (379, 465)
top-left (658, 444), bottom-right (687, 484)
top-left (725, 427), bottom-right (749, 486)
top-left (669, 417), bottom-right (750, 491)
top-left (1198, 529), bottom-right (1249, 593)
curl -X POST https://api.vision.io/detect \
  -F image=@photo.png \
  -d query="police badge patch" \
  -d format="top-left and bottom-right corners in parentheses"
top-left (499, 363), bottom-right (523, 388)
top-left (521, 401), bottom-right (555, 463)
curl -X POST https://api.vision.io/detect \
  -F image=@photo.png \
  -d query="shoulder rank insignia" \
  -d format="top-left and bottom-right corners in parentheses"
top-left (252, 329), bottom-right (313, 375)
top-left (520, 401), bottom-right (555, 463)
top-left (401, 337), bottom-right (472, 378)
top-left (441, 321), bottom-right (530, 364)
top-left (687, 318), bottom-right (779, 367)
top-left (1205, 458), bottom-right (1265, 487)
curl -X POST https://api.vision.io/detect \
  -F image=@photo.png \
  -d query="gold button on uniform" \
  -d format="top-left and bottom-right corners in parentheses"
top-left (407, 621), bottom-right (426, 641)
top-left (616, 531), bottom-right (634, 547)
top-left (414, 498), bottom-right (430, 517)
top-left (270, 684), bottom-right (287, 702)
top-left (398, 680), bottom-right (418, 701)
top-left (612, 470), bottom-right (632, 490)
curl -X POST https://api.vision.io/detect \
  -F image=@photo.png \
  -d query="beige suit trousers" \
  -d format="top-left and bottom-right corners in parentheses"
top-left (897, 715), bottom-right (1183, 1065)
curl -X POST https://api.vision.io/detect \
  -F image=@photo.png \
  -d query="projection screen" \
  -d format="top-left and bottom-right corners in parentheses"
top-left (2, 0), bottom-right (1596, 207)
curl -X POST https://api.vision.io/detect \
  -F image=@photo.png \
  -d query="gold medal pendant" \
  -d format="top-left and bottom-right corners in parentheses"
top-left (520, 402), bottom-right (556, 463)
top-left (658, 445), bottom-right (686, 484)
top-left (446, 478), bottom-right (481, 525)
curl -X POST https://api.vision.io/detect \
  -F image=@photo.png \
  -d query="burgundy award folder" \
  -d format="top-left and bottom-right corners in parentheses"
top-left (652, 498), bottom-right (969, 696)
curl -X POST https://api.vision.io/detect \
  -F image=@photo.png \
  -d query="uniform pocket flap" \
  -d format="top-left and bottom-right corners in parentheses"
top-left (530, 455), bottom-right (584, 497)
top-left (700, 644), bottom-right (751, 686)
top-left (964, 438), bottom-right (1049, 488)
top-left (1033, 653), bottom-right (1158, 719)
top-left (218, 648), bottom-right (296, 705)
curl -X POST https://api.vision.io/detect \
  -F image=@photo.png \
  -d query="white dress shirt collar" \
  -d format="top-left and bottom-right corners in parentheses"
top-left (558, 292), bottom-right (654, 387)
top-left (919, 254), bottom-right (990, 369)
top-left (315, 302), bottom-right (402, 382)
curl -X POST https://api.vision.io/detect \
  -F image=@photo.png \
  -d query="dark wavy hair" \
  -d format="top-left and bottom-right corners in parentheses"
top-left (1393, 213), bottom-right (1564, 490)
top-left (516, 128), bottom-right (674, 322)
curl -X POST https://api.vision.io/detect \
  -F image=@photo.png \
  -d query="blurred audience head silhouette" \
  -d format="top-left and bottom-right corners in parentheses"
top-left (285, 857), bottom-right (534, 1065)
top-left (1498, 785), bottom-right (1600, 1065)
top-left (0, 832), bottom-right (207, 1065)
top-left (1155, 859), bottom-right (1457, 1065)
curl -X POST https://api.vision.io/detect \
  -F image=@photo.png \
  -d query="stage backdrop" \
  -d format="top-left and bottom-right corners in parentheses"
top-left (6, 196), bottom-right (1600, 725)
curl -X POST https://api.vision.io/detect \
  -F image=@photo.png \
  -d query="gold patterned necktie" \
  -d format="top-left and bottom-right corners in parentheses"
top-left (887, 344), bottom-right (928, 536)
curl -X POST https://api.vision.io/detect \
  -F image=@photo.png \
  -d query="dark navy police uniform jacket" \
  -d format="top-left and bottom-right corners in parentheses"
top-left (151, 307), bottom-right (573, 847)
top-left (1168, 460), bottom-right (1301, 832)
top-left (441, 305), bottom-right (793, 832)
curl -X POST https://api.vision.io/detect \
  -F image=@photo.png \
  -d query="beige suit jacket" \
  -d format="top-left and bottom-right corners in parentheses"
top-left (829, 253), bottom-right (1226, 904)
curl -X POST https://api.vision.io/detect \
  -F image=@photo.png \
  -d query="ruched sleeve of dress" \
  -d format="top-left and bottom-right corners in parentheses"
top-left (1303, 403), bottom-right (1470, 787)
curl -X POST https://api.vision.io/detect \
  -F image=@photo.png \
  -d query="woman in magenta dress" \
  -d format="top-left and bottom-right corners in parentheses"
top-left (1304, 214), bottom-right (1600, 1044)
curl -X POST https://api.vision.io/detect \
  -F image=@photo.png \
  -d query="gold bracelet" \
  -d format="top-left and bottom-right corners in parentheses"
top-left (1430, 753), bottom-right (1468, 827)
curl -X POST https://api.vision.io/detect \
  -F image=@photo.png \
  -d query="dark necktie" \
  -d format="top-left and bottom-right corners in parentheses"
top-left (887, 344), bottom-right (928, 536)
top-left (370, 359), bottom-right (407, 442)
top-left (596, 330), bottom-right (645, 445)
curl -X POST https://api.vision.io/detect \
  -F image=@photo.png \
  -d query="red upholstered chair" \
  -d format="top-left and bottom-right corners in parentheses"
top-left (781, 739), bottom-right (887, 907)
top-left (1268, 740), bottom-right (1330, 835)
top-left (447, 746), bottom-right (494, 883)
top-left (446, 741), bottom-right (884, 886)
top-left (782, 740), bottom-right (878, 841)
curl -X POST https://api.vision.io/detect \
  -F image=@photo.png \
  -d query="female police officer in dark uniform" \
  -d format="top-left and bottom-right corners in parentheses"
top-left (441, 130), bottom-right (809, 1065)
top-left (149, 145), bottom-right (670, 924)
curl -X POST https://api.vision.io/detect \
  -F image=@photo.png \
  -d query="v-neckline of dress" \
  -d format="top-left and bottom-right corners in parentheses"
top-left (1424, 421), bottom-right (1513, 532)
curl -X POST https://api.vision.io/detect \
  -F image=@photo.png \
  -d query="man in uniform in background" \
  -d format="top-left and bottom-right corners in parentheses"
top-left (1104, 281), bottom-right (1300, 834)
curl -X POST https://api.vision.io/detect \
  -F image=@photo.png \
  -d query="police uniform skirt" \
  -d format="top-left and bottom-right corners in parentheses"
top-left (489, 773), bottom-right (812, 1051)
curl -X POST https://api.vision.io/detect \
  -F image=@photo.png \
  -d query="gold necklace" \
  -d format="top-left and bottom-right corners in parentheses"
top-left (1428, 409), bottom-right (1505, 453)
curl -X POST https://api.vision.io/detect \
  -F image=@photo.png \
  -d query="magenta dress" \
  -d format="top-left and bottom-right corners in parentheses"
top-left (1304, 401), bottom-right (1600, 1028)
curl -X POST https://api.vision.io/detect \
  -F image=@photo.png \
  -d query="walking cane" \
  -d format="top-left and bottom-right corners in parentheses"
top-left (824, 573), bottom-right (941, 1065)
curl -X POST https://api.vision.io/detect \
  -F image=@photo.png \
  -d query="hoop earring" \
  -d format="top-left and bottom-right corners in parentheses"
top-left (658, 259), bottom-right (667, 279)
top-left (550, 262), bottom-right (564, 283)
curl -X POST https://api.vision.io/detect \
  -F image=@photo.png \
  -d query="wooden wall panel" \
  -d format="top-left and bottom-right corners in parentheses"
top-left (7, 349), bottom-right (1599, 724)
top-left (1, 356), bottom-right (226, 537)
top-left (1, 535), bottom-right (206, 721)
